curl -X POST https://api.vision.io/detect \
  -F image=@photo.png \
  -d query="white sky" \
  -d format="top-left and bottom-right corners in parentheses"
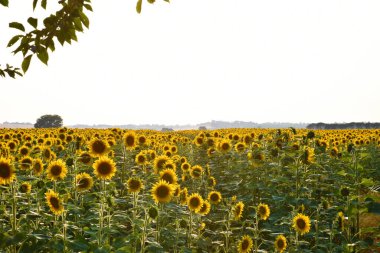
top-left (1, 0), bottom-right (380, 126)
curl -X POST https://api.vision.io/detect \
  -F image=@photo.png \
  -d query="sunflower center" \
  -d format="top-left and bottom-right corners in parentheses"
top-left (20, 148), bottom-right (28, 155)
top-left (221, 143), bottom-right (230, 150)
top-left (241, 239), bottom-right (249, 250)
top-left (156, 160), bottom-right (166, 169)
top-left (210, 193), bottom-right (219, 202)
top-left (34, 163), bottom-right (42, 172)
top-left (161, 173), bottom-right (174, 184)
top-left (259, 206), bottom-right (266, 215)
top-left (192, 169), bottom-right (201, 177)
top-left (129, 180), bottom-right (141, 190)
top-left (156, 185), bottom-right (170, 199)
top-left (296, 218), bottom-right (306, 229)
top-left (97, 162), bottom-right (112, 175)
top-left (92, 140), bottom-right (106, 153)
top-left (78, 178), bottom-right (90, 188)
top-left (0, 163), bottom-right (11, 178)
top-left (50, 165), bottom-right (62, 176)
top-left (277, 239), bottom-right (284, 248)
top-left (49, 197), bottom-right (60, 209)
top-left (80, 153), bottom-right (91, 164)
top-left (126, 136), bottom-right (135, 146)
top-left (137, 155), bottom-right (146, 163)
top-left (190, 197), bottom-right (201, 208)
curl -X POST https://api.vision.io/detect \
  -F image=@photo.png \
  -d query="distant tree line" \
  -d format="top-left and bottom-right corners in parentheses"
top-left (307, 122), bottom-right (380, 130)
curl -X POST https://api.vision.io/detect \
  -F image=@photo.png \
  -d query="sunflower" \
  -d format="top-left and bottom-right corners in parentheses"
top-left (187, 193), bottom-right (204, 213)
top-left (190, 165), bottom-right (203, 179)
top-left (41, 146), bottom-right (53, 160)
top-left (92, 156), bottom-right (117, 180)
top-left (123, 131), bottom-right (137, 150)
top-left (208, 191), bottom-right (222, 205)
top-left (257, 203), bottom-right (270, 220)
top-left (235, 142), bottom-right (247, 153)
top-left (138, 135), bottom-right (147, 146)
top-left (207, 176), bottom-right (216, 187)
top-left (19, 156), bottom-right (33, 170)
top-left (181, 162), bottom-right (191, 172)
top-left (274, 235), bottom-right (287, 253)
top-left (160, 169), bottom-right (178, 184)
top-left (78, 152), bottom-right (92, 165)
top-left (153, 155), bottom-right (169, 174)
top-left (179, 187), bottom-right (188, 205)
top-left (301, 147), bottom-right (315, 164)
top-left (217, 139), bottom-right (232, 153)
top-left (18, 145), bottom-right (29, 156)
top-left (19, 182), bottom-right (32, 194)
top-left (237, 235), bottom-right (253, 253)
top-left (32, 158), bottom-right (44, 175)
top-left (46, 159), bottom-right (68, 181)
top-left (337, 212), bottom-right (345, 230)
top-left (198, 200), bottom-right (211, 216)
top-left (88, 138), bottom-right (110, 157)
top-left (233, 201), bottom-right (244, 220)
top-left (151, 180), bottom-right (174, 204)
top-left (135, 152), bottom-right (148, 165)
top-left (76, 173), bottom-right (94, 192)
top-left (127, 177), bottom-right (144, 193)
top-left (292, 213), bottom-right (311, 235)
top-left (45, 190), bottom-right (64, 215)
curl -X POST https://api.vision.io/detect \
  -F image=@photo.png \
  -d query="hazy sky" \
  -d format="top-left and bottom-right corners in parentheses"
top-left (1, 0), bottom-right (380, 126)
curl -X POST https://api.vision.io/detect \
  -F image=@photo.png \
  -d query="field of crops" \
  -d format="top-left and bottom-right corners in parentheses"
top-left (0, 128), bottom-right (379, 252)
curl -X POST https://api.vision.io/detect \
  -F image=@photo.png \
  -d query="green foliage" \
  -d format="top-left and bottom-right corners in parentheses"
top-left (34, 114), bottom-right (63, 128)
top-left (1, 0), bottom-right (171, 78)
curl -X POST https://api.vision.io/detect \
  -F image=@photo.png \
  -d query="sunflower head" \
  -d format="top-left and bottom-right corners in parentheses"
top-left (301, 147), bottom-right (315, 164)
top-left (45, 190), bottom-right (64, 215)
top-left (76, 173), bottom-right (94, 192)
top-left (233, 201), bottom-right (244, 221)
top-left (198, 200), bottom-right (211, 216)
top-left (135, 152), bottom-right (148, 165)
top-left (208, 191), bottom-right (222, 205)
top-left (78, 152), bottom-right (92, 165)
top-left (181, 162), bottom-right (191, 172)
top-left (46, 159), bottom-right (68, 181)
top-left (92, 156), bottom-right (117, 180)
top-left (190, 165), bottom-right (203, 179)
top-left (179, 187), bottom-right (188, 205)
top-left (237, 235), bottom-right (253, 253)
top-left (19, 182), bottom-right (32, 194)
top-left (274, 235), bottom-right (287, 253)
top-left (32, 158), bottom-right (44, 175)
top-left (187, 193), bottom-right (204, 213)
top-left (292, 213), bottom-right (311, 235)
top-left (19, 156), bottom-right (33, 170)
top-left (123, 131), bottom-right (137, 150)
top-left (207, 176), bottom-right (216, 187)
top-left (257, 203), bottom-right (270, 220)
top-left (160, 169), bottom-right (178, 185)
top-left (88, 138), bottom-right (110, 157)
top-left (153, 155), bottom-right (169, 174)
top-left (127, 177), bottom-right (144, 193)
top-left (151, 180), bottom-right (174, 204)
top-left (217, 139), bottom-right (232, 153)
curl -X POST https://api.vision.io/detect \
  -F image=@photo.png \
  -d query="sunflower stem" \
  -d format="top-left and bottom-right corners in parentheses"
top-left (11, 182), bottom-right (17, 253)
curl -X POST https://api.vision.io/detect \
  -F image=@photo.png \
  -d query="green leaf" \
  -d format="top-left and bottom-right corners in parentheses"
top-left (22, 55), bottom-right (32, 73)
top-left (41, 0), bottom-right (46, 9)
top-left (367, 202), bottom-right (380, 215)
top-left (0, 0), bottom-right (9, 7)
top-left (9, 22), bottom-right (25, 32)
top-left (136, 0), bottom-right (142, 14)
top-left (361, 178), bottom-right (374, 187)
top-left (27, 17), bottom-right (38, 28)
top-left (7, 35), bottom-right (22, 47)
top-left (79, 12), bottom-right (90, 28)
top-left (37, 50), bottom-right (49, 65)
top-left (33, 0), bottom-right (38, 10)
top-left (83, 4), bottom-right (92, 11)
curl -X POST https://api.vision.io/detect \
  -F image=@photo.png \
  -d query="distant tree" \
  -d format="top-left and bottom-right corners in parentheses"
top-left (34, 114), bottom-right (63, 128)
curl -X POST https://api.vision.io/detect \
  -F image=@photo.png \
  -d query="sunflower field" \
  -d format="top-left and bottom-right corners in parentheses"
top-left (0, 128), bottom-right (379, 252)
